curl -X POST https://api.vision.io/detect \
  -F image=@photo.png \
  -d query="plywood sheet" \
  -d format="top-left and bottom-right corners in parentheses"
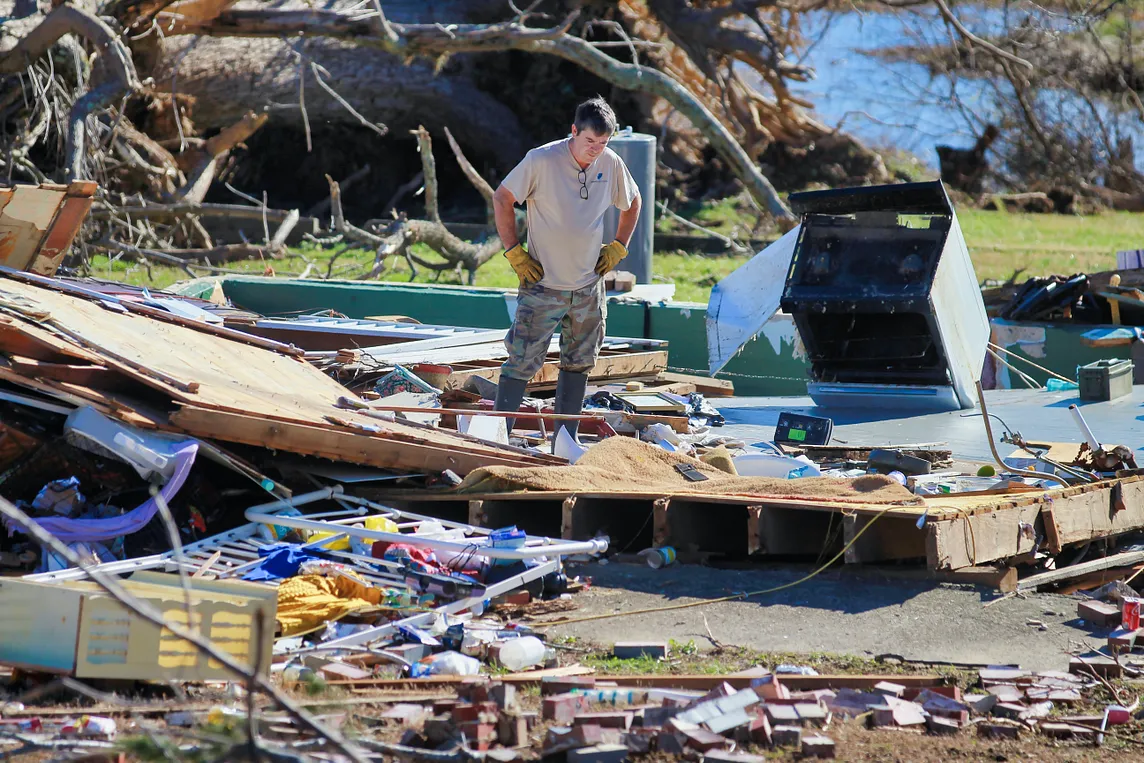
top-left (0, 277), bottom-right (556, 470)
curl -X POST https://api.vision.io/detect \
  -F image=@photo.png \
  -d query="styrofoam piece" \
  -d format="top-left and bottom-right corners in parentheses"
top-left (706, 225), bottom-right (801, 375)
top-left (554, 426), bottom-right (589, 464)
top-left (458, 414), bottom-right (509, 445)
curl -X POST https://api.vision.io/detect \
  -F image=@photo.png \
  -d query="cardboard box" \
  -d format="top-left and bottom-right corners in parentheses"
top-left (0, 571), bottom-right (275, 681)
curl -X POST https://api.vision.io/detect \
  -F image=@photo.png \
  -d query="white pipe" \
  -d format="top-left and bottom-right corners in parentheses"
top-left (243, 506), bottom-right (609, 560)
top-left (247, 485), bottom-right (345, 514)
top-left (1068, 405), bottom-right (1102, 451)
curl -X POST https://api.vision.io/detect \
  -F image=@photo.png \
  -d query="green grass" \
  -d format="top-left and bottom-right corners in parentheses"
top-left (80, 206), bottom-right (1144, 305)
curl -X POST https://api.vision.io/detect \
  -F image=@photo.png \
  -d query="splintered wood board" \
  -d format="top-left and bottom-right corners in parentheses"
top-left (0, 278), bottom-right (556, 471)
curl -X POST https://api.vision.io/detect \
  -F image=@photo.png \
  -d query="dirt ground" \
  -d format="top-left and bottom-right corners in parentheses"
top-left (551, 561), bottom-right (1098, 671)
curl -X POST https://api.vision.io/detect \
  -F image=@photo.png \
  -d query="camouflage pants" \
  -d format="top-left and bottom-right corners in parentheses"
top-left (501, 279), bottom-right (607, 381)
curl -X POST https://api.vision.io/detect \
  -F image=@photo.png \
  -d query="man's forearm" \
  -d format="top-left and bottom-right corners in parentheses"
top-left (493, 193), bottom-right (519, 250)
top-left (614, 194), bottom-right (642, 247)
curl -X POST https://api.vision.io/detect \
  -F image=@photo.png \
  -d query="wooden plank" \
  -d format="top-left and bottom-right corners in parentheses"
top-left (168, 405), bottom-right (551, 475)
top-left (28, 190), bottom-right (95, 276)
top-left (654, 371), bottom-right (735, 397)
top-left (5, 355), bottom-right (118, 388)
top-left (926, 501), bottom-right (1042, 570)
top-left (1016, 549), bottom-right (1144, 591)
top-left (0, 278), bottom-right (538, 466)
top-left (449, 350), bottom-right (669, 389)
top-left (843, 514), bottom-right (927, 564)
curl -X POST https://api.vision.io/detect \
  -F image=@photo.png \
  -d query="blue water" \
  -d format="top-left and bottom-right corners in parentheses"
top-left (768, 7), bottom-right (1122, 167)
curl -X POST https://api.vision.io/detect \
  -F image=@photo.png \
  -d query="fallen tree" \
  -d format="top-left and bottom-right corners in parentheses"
top-left (0, 0), bottom-right (894, 270)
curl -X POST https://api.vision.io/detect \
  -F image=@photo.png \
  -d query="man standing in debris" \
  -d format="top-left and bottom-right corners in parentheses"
top-left (491, 97), bottom-right (642, 445)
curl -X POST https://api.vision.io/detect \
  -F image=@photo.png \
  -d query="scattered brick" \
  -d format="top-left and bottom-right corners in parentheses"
top-left (801, 734), bottom-right (836, 758)
top-left (656, 731), bottom-right (686, 755)
top-left (542, 693), bottom-right (591, 724)
top-left (873, 681), bottom-right (906, 698)
top-left (926, 716), bottom-right (961, 735)
top-left (977, 722), bottom-right (1022, 740)
top-left (1077, 600), bottom-right (1121, 627)
top-left (1040, 722), bottom-right (1095, 741)
top-left (566, 744), bottom-right (629, 763)
top-left (764, 704), bottom-right (800, 725)
top-left (572, 712), bottom-right (633, 730)
top-left (772, 725), bottom-right (803, 748)
top-left (680, 727), bottom-right (731, 752)
top-left (541, 676), bottom-right (596, 695)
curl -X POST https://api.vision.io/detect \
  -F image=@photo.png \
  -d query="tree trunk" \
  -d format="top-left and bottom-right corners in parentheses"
top-left (149, 37), bottom-right (532, 172)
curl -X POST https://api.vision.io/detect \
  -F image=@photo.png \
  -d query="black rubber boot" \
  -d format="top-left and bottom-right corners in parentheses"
top-left (493, 375), bottom-right (529, 433)
top-left (553, 370), bottom-right (589, 446)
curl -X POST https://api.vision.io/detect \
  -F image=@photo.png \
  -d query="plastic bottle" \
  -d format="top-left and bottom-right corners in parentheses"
top-left (408, 651), bottom-right (481, 678)
top-left (492, 636), bottom-right (547, 671)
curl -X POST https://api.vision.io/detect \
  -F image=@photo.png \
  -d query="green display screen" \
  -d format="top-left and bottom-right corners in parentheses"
top-left (788, 428), bottom-right (807, 441)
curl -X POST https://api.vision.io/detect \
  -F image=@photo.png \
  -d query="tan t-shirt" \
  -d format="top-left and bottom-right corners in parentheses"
top-left (501, 138), bottom-right (639, 290)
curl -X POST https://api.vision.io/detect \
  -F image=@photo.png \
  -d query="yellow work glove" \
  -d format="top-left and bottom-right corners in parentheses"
top-left (504, 243), bottom-right (544, 286)
top-left (595, 239), bottom-right (628, 275)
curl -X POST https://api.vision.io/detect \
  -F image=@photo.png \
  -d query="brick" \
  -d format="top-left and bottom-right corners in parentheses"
top-left (458, 676), bottom-right (492, 702)
top-left (423, 715), bottom-right (454, 746)
top-left (794, 702), bottom-right (829, 726)
top-left (1109, 627), bottom-right (1142, 649)
top-left (772, 725), bottom-right (802, 748)
top-left (927, 716), bottom-right (961, 735)
top-left (904, 685), bottom-right (962, 702)
top-left (739, 712), bottom-right (771, 745)
top-left (622, 730), bottom-right (653, 754)
top-left (826, 689), bottom-right (883, 718)
top-left (498, 712), bottom-right (529, 747)
top-left (489, 682), bottom-right (516, 711)
top-left (703, 752), bottom-right (767, 763)
top-left (963, 693), bottom-right (996, 714)
top-left (316, 661), bottom-right (372, 681)
top-left (568, 725), bottom-right (605, 749)
top-left (764, 705), bottom-right (800, 725)
top-left (456, 721), bottom-right (497, 750)
top-left (432, 699), bottom-right (459, 715)
top-left (977, 722), bottom-right (1022, 740)
top-left (639, 705), bottom-right (681, 728)
top-left (986, 684), bottom-right (1023, 703)
top-left (869, 699), bottom-right (925, 728)
top-left (873, 681), bottom-right (906, 698)
top-left (541, 676), bottom-right (596, 695)
top-left (573, 712), bottom-right (633, 730)
top-left (1039, 722), bottom-right (1095, 740)
top-left (656, 731), bottom-right (686, 755)
top-left (1078, 600), bottom-right (1121, 627)
top-left (751, 675), bottom-right (790, 701)
top-left (542, 693), bottom-right (591, 724)
top-left (801, 734), bottom-right (836, 759)
top-left (613, 641), bottom-right (668, 660)
top-left (1057, 715), bottom-right (1104, 728)
top-left (681, 727), bottom-right (730, 752)
top-left (1069, 654), bottom-right (1122, 678)
top-left (452, 704), bottom-right (481, 723)
top-left (991, 702), bottom-right (1026, 720)
top-left (703, 708), bottom-right (751, 735)
top-left (566, 743), bottom-right (629, 763)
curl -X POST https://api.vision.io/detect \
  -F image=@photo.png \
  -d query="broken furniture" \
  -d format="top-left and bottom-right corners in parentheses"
top-left (0, 182), bottom-right (96, 277)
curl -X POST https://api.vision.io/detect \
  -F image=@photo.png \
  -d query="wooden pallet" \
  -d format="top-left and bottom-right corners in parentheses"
top-left (361, 475), bottom-right (1144, 575)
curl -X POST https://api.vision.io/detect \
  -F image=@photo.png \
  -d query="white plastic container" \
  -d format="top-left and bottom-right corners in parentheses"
top-left (732, 453), bottom-right (822, 479)
top-left (492, 636), bottom-right (547, 672)
top-left (409, 651), bottom-right (481, 677)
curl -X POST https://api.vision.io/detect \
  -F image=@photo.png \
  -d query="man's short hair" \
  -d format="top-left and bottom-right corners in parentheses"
top-left (574, 97), bottom-right (618, 136)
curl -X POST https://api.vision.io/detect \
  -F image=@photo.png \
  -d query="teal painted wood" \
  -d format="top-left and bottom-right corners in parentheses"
top-left (206, 277), bottom-right (811, 395)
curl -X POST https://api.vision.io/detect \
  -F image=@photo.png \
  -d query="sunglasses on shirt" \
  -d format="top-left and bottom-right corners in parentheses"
top-left (577, 170), bottom-right (588, 200)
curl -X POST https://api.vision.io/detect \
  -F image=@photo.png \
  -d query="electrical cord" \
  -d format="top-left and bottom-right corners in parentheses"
top-left (533, 501), bottom-right (907, 630)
